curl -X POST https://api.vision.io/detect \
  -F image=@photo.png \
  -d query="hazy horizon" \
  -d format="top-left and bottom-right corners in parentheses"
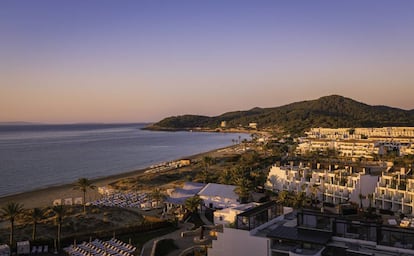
top-left (1, 1), bottom-right (414, 123)
top-left (1, 94), bottom-right (413, 125)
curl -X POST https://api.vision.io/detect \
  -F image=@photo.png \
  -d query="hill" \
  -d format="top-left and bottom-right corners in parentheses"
top-left (147, 95), bottom-right (414, 134)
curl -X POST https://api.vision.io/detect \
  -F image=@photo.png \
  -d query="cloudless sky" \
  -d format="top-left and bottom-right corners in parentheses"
top-left (1, 0), bottom-right (414, 123)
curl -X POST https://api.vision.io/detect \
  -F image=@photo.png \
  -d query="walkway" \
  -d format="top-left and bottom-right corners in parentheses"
top-left (140, 208), bottom-right (214, 256)
top-left (200, 208), bottom-right (213, 226)
top-left (140, 222), bottom-right (194, 256)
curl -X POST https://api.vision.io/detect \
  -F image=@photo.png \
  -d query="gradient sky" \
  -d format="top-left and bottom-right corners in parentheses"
top-left (1, 1), bottom-right (414, 123)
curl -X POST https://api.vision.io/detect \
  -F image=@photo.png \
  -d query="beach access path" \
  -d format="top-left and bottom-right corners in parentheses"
top-left (140, 222), bottom-right (194, 256)
top-left (140, 208), bottom-right (214, 256)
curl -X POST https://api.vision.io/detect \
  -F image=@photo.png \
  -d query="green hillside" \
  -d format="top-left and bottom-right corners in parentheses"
top-left (147, 95), bottom-right (414, 134)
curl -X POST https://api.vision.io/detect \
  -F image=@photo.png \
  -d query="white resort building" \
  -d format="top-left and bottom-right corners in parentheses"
top-left (266, 162), bottom-right (414, 215)
top-left (266, 164), bottom-right (380, 207)
top-left (198, 183), bottom-right (239, 209)
top-left (374, 168), bottom-right (414, 215)
top-left (213, 202), bottom-right (260, 227)
top-left (297, 127), bottom-right (414, 159)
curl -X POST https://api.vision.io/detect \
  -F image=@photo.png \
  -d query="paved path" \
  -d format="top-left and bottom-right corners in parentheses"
top-left (200, 208), bottom-right (213, 226)
top-left (140, 209), bottom-right (214, 256)
top-left (140, 222), bottom-right (194, 256)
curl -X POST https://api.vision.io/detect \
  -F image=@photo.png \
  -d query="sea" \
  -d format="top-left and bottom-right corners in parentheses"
top-left (0, 123), bottom-right (248, 197)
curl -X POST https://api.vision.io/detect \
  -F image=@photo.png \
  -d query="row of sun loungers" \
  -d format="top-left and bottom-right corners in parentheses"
top-left (91, 192), bottom-right (153, 208)
top-left (31, 245), bottom-right (48, 254)
top-left (64, 238), bottom-right (136, 256)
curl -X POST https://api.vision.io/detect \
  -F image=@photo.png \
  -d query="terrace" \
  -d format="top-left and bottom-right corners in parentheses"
top-left (235, 201), bottom-right (283, 231)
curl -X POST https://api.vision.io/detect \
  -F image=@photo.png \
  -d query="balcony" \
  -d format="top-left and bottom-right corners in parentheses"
top-left (271, 241), bottom-right (325, 256)
top-left (403, 198), bottom-right (413, 204)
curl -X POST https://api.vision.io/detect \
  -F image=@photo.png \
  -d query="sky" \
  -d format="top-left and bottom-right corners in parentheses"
top-left (1, 0), bottom-right (414, 123)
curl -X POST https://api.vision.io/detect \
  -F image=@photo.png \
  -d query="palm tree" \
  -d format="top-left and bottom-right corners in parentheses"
top-left (185, 195), bottom-right (203, 214)
top-left (367, 193), bottom-right (373, 209)
top-left (30, 208), bottom-right (44, 241)
top-left (201, 156), bottom-right (213, 183)
top-left (358, 193), bottom-right (365, 209)
top-left (150, 188), bottom-right (166, 208)
top-left (0, 202), bottom-right (24, 246)
top-left (234, 176), bottom-right (252, 203)
top-left (293, 191), bottom-right (306, 209)
top-left (268, 175), bottom-right (279, 192)
top-left (52, 205), bottom-right (65, 250)
top-left (73, 178), bottom-right (96, 213)
top-left (309, 184), bottom-right (320, 208)
top-left (218, 169), bottom-right (232, 185)
top-left (277, 190), bottom-right (290, 206)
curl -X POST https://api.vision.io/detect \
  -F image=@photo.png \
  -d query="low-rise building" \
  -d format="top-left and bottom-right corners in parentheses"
top-left (198, 183), bottom-right (239, 209)
top-left (164, 182), bottom-right (205, 219)
top-left (214, 203), bottom-right (259, 227)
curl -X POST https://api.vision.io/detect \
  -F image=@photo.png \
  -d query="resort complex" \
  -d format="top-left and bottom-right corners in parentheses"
top-left (2, 126), bottom-right (414, 256)
top-left (297, 127), bottom-right (414, 159)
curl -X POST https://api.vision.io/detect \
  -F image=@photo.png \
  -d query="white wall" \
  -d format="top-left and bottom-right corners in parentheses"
top-left (350, 174), bottom-right (379, 207)
top-left (214, 208), bottom-right (239, 227)
top-left (266, 166), bottom-right (286, 191)
top-left (200, 195), bottom-right (238, 209)
top-left (209, 228), bottom-right (269, 256)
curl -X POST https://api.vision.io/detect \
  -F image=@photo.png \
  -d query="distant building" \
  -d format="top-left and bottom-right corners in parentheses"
top-left (220, 121), bottom-right (227, 128)
top-left (179, 159), bottom-right (191, 166)
top-left (298, 127), bottom-right (414, 158)
top-left (249, 123), bottom-right (258, 129)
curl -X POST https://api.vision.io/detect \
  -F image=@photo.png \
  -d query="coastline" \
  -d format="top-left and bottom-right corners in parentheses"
top-left (0, 144), bottom-right (238, 209)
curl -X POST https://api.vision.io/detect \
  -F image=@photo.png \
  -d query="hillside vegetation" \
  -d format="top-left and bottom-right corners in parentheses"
top-left (147, 95), bottom-right (414, 134)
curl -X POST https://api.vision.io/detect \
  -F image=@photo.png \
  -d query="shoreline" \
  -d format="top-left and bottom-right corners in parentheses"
top-left (0, 144), bottom-right (238, 209)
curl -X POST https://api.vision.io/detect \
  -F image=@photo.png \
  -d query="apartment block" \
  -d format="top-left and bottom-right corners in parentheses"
top-left (298, 127), bottom-right (414, 158)
top-left (374, 168), bottom-right (414, 215)
top-left (266, 164), bottom-right (380, 207)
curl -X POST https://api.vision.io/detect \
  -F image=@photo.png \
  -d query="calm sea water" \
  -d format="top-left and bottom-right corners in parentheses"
top-left (0, 123), bottom-right (248, 197)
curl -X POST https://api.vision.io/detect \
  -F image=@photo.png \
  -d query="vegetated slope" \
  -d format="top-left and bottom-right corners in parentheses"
top-left (148, 95), bottom-right (414, 134)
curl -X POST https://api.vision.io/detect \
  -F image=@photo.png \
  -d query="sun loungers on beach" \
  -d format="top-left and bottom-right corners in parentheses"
top-left (90, 192), bottom-right (150, 208)
top-left (64, 238), bottom-right (136, 256)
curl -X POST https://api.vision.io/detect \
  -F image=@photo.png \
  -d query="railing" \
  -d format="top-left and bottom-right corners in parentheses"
top-left (290, 246), bottom-right (324, 256)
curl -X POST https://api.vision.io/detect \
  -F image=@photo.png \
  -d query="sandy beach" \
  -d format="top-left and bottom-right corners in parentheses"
top-left (0, 145), bottom-right (238, 209)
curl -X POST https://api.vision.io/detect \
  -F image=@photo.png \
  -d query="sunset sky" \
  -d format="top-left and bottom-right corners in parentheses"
top-left (1, 1), bottom-right (414, 123)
